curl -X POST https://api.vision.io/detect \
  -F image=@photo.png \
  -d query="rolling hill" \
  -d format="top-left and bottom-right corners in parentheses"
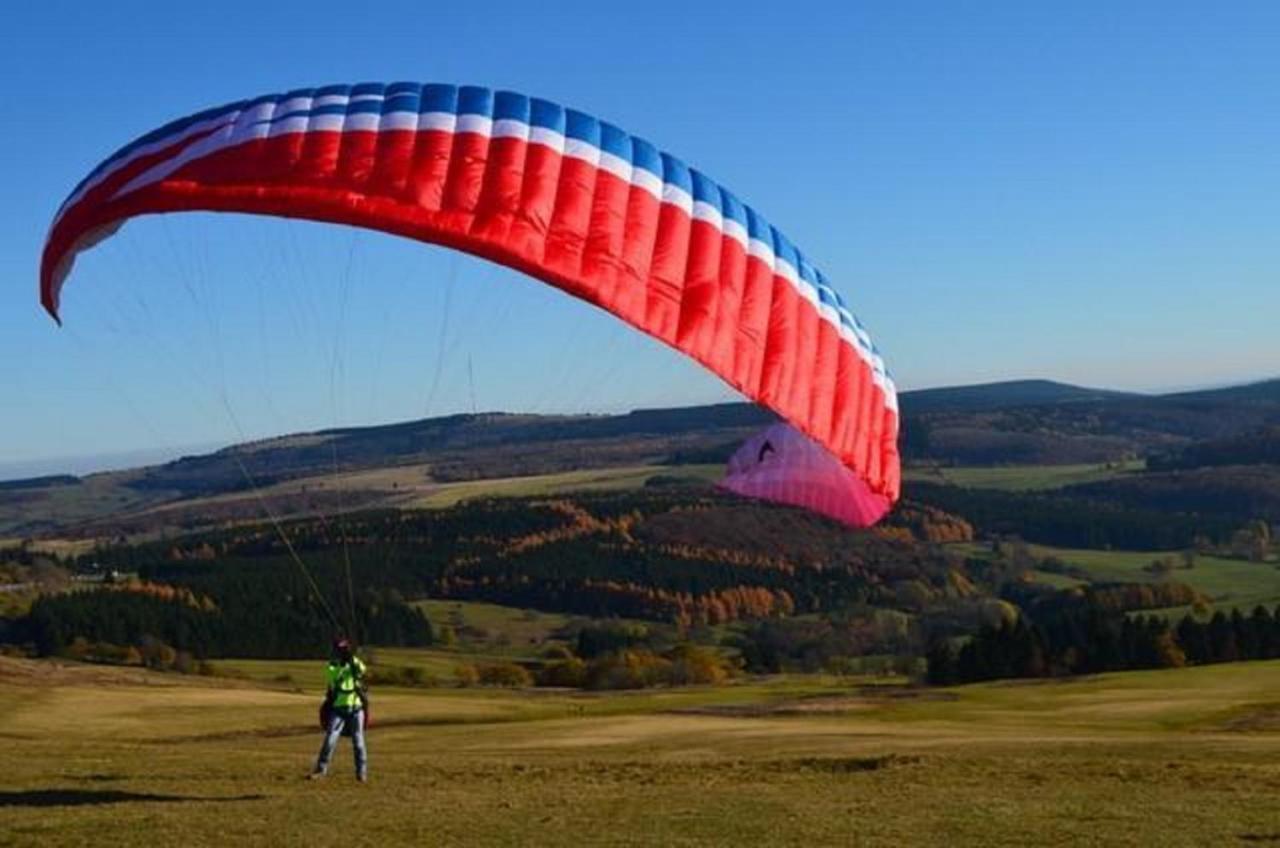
top-left (5, 376), bottom-right (1279, 538)
top-left (903, 377), bottom-right (1280, 466)
top-left (898, 379), bottom-right (1139, 414)
top-left (132, 402), bottom-right (775, 496)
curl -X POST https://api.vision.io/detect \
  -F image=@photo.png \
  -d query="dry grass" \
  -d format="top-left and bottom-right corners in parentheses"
top-left (406, 464), bottom-right (721, 509)
top-left (36, 463), bottom-right (723, 541)
top-left (4, 655), bottom-right (1280, 845)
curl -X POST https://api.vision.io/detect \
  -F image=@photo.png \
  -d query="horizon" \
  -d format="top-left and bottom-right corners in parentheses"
top-left (5, 372), bottom-right (1275, 483)
top-left (4, 2), bottom-right (1279, 470)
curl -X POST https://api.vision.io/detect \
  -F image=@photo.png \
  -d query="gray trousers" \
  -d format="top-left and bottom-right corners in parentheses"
top-left (315, 708), bottom-right (367, 778)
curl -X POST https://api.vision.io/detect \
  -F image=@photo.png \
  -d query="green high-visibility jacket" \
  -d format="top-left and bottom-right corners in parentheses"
top-left (326, 657), bottom-right (367, 710)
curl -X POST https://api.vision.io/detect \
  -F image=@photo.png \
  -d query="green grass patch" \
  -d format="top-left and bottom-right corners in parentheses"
top-left (1025, 568), bottom-right (1087, 589)
top-left (211, 648), bottom-right (483, 690)
top-left (1027, 544), bottom-right (1280, 615)
top-left (0, 476), bottom-right (164, 536)
top-left (953, 541), bottom-right (1280, 616)
top-left (1035, 546), bottom-right (1280, 603)
top-left (415, 599), bottom-right (573, 656)
top-left (410, 464), bottom-right (721, 508)
top-left (904, 460), bottom-right (1144, 491)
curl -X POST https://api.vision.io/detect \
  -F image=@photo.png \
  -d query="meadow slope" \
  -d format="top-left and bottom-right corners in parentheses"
top-left (4, 656), bottom-right (1280, 845)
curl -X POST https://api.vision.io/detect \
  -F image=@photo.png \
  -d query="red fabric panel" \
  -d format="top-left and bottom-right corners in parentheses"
top-left (442, 130), bottom-right (488, 217)
top-left (676, 218), bottom-right (723, 361)
top-left (582, 169), bottom-right (632, 309)
top-left (472, 136), bottom-right (528, 246)
top-left (809, 318), bottom-right (840, 446)
top-left (263, 126), bottom-right (307, 179)
top-left (507, 140), bottom-right (562, 263)
top-left (829, 338), bottom-right (858, 465)
top-left (710, 236), bottom-right (748, 391)
top-left (612, 185), bottom-right (660, 327)
top-left (735, 253), bottom-right (774, 397)
top-left (759, 273), bottom-right (798, 411)
top-left (370, 129), bottom-right (419, 197)
top-left (336, 128), bottom-right (379, 189)
top-left (544, 156), bottom-right (599, 297)
top-left (406, 129), bottom-right (453, 212)
top-left (786, 290), bottom-right (820, 428)
top-left (297, 128), bottom-right (342, 184)
top-left (645, 203), bottom-right (690, 344)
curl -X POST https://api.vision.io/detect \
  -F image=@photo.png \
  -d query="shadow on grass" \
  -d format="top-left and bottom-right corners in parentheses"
top-left (0, 789), bottom-right (265, 808)
top-left (161, 714), bottom-right (502, 744)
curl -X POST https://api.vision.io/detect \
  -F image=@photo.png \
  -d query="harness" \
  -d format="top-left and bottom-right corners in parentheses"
top-left (330, 659), bottom-right (367, 709)
top-left (320, 658), bottom-right (371, 735)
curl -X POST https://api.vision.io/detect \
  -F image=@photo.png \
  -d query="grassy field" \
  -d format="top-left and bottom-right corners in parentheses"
top-left (904, 460), bottom-right (1144, 491)
top-left (1030, 544), bottom-right (1280, 616)
top-left (4, 655), bottom-right (1280, 845)
top-left (164, 462), bottom-right (723, 513)
top-left (140, 462), bottom-right (441, 513)
top-left (957, 541), bottom-right (1280, 617)
top-left (2, 459), bottom-right (725, 543)
top-left (0, 537), bottom-right (99, 559)
top-left (211, 599), bottom-right (631, 688)
top-left (212, 647), bottom-right (539, 690)
top-left (415, 599), bottom-right (574, 654)
top-left (407, 464), bottom-right (721, 509)
top-left (0, 474), bottom-right (162, 537)
top-left (1025, 568), bottom-right (1088, 590)
top-left (70, 463), bottom-right (722, 538)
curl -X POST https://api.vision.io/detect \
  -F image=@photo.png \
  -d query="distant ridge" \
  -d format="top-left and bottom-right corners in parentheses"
top-left (117, 402), bottom-right (777, 499)
top-left (898, 379), bottom-right (1140, 415)
top-left (898, 376), bottom-right (1280, 466)
top-left (1160, 378), bottom-right (1280, 405)
top-left (4, 375), bottom-right (1276, 491)
top-left (312, 402), bottom-right (775, 443)
top-left (0, 474), bottom-right (78, 491)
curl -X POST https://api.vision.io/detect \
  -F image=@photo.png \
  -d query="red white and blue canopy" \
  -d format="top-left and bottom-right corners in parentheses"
top-left (41, 82), bottom-right (900, 524)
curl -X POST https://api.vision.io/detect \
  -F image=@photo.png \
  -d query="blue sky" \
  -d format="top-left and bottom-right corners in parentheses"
top-left (2, 1), bottom-right (1278, 475)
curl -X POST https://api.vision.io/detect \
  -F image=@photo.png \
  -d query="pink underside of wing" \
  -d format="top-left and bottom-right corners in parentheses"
top-left (718, 423), bottom-right (890, 528)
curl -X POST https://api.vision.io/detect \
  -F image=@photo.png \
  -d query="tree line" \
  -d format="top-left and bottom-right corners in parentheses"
top-left (15, 558), bottom-right (432, 659)
top-left (927, 604), bottom-right (1280, 685)
top-left (1148, 426), bottom-right (1280, 471)
top-left (909, 482), bottom-right (1238, 550)
top-left (79, 492), bottom-right (976, 629)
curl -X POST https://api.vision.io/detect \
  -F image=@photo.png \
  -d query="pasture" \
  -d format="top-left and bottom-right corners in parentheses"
top-left (24, 462), bottom-right (725, 540)
top-left (0, 474), bottom-right (158, 537)
top-left (414, 599), bottom-right (574, 654)
top-left (1030, 544), bottom-right (1280, 617)
top-left (4, 655), bottom-right (1280, 845)
top-left (165, 461), bottom-right (723, 512)
top-left (407, 464), bottom-right (722, 509)
top-left (954, 541), bottom-right (1280, 617)
top-left (904, 461), bottom-right (1143, 492)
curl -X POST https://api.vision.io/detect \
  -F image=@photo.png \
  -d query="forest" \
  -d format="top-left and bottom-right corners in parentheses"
top-left (927, 605), bottom-right (1280, 685)
top-left (8, 489), bottom-right (990, 663)
top-left (1, 476), bottom-right (1266, 690)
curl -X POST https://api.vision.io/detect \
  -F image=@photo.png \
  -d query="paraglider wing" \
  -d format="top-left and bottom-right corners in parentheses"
top-left (719, 423), bottom-right (891, 527)
top-left (40, 82), bottom-right (900, 524)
